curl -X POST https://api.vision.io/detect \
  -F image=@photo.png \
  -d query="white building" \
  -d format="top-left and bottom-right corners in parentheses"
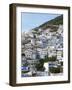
top-left (57, 48), bottom-right (63, 60)
top-left (57, 25), bottom-right (63, 35)
top-left (42, 28), bottom-right (50, 35)
top-left (40, 48), bottom-right (48, 58)
top-left (24, 49), bottom-right (33, 59)
top-left (25, 43), bottom-right (32, 49)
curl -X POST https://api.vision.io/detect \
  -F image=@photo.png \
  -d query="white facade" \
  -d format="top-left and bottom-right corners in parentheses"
top-left (24, 49), bottom-right (33, 59)
top-left (57, 50), bottom-right (63, 60)
top-left (21, 24), bottom-right (63, 68)
top-left (57, 25), bottom-right (63, 34)
top-left (40, 48), bottom-right (48, 58)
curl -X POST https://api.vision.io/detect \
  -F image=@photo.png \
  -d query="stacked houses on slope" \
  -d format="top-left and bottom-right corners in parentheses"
top-left (21, 15), bottom-right (63, 76)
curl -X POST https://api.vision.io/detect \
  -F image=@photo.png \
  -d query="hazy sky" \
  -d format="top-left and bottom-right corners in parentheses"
top-left (21, 12), bottom-right (61, 32)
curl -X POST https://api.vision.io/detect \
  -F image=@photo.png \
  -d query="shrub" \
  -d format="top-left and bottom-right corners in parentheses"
top-left (35, 59), bottom-right (45, 71)
top-left (49, 67), bottom-right (61, 73)
top-left (44, 55), bottom-right (57, 62)
top-left (22, 71), bottom-right (29, 73)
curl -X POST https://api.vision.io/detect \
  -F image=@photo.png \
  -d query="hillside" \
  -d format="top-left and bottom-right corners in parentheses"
top-left (32, 15), bottom-right (63, 30)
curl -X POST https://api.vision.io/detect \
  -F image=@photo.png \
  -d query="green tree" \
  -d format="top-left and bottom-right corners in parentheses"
top-left (49, 67), bottom-right (61, 73)
top-left (43, 55), bottom-right (57, 62)
top-left (35, 59), bottom-right (45, 71)
top-left (44, 55), bottom-right (49, 62)
top-left (48, 56), bottom-right (57, 62)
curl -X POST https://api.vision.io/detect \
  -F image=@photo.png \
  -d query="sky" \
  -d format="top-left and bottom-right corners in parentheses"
top-left (21, 12), bottom-right (61, 32)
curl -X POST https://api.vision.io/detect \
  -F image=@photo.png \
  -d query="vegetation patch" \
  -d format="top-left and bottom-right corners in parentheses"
top-left (49, 67), bottom-right (61, 73)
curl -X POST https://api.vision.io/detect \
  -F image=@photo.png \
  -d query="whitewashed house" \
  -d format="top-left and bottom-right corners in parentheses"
top-left (40, 48), bottom-right (48, 58)
top-left (57, 48), bottom-right (63, 60)
top-left (57, 25), bottom-right (63, 34)
top-left (24, 49), bottom-right (33, 59)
